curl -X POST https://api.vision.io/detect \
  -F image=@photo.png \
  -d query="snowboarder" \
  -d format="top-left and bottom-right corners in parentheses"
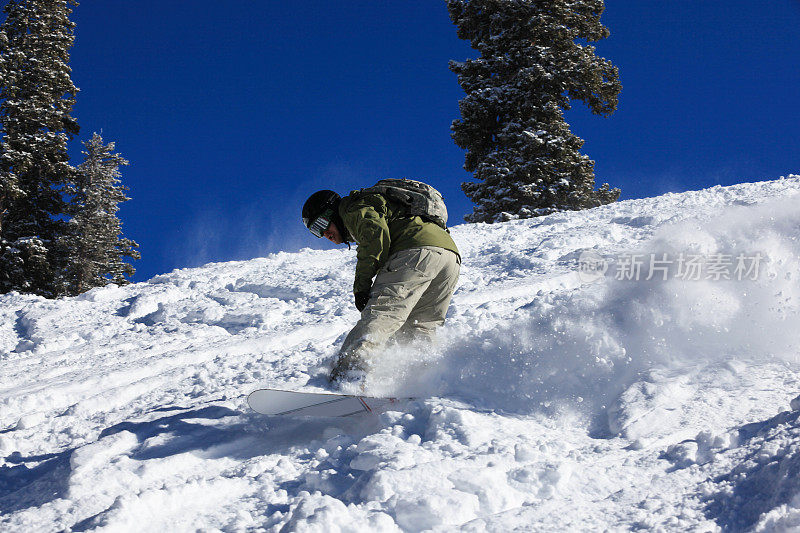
top-left (302, 181), bottom-right (461, 386)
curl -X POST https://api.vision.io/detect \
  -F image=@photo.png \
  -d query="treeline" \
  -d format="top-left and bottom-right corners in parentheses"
top-left (2, 0), bottom-right (623, 297)
top-left (0, 0), bottom-right (138, 298)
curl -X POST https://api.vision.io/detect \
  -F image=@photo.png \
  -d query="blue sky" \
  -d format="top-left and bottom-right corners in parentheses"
top-left (66, 1), bottom-right (800, 281)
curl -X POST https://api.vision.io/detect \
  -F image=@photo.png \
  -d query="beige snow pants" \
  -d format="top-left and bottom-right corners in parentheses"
top-left (332, 246), bottom-right (460, 380)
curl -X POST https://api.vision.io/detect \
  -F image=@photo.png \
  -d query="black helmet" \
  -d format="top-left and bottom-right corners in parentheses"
top-left (302, 190), bottom-right (341, 238)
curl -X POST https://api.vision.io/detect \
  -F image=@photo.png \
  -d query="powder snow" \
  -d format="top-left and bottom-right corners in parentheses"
top-left (2, 176), bottom-right (800, 531)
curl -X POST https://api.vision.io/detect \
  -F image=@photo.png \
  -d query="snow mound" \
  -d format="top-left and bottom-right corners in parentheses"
top-left (2, 176), bottom-right (800, 531)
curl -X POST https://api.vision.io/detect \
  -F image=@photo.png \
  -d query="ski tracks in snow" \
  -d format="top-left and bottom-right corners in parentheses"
top-left (2, 177), bottom-right (800, 530)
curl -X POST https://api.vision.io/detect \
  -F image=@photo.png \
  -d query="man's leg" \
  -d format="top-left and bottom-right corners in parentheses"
top-left (393, 248), bottom-right (460, 345)
top-left (332, 247), bottom-right (448, 382)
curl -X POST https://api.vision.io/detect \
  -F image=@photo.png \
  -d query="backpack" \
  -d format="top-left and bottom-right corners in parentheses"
top-left (358, 178), bottom-right (449, 230)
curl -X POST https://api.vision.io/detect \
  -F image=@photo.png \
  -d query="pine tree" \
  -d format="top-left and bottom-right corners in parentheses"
top-left (447, 0), bottom-right (622, 222)
top-left (0, 0), bottom-right (80, 296)
top-left (63, 133), bottom-right (139, 295)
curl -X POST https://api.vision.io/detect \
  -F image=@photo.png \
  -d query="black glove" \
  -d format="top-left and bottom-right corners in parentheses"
top-left (354, 291), bottom-right (370, 312)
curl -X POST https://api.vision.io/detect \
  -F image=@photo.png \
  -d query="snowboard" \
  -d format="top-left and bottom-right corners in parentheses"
top-left (247, 388), bottom-right (406, 417)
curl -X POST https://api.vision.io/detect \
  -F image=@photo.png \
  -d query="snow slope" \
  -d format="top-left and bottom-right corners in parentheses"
top-left (2, 176), bottom-right (800, 532)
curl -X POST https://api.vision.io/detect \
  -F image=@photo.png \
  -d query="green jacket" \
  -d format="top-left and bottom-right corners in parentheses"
top-left (339, 192), bottom-right (460, 294)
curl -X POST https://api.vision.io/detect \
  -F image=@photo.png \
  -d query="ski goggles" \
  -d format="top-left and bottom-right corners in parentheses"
top-left (304, 208), bottom-right (333, 238)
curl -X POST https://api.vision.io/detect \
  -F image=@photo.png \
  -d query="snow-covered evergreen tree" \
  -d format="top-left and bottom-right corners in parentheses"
top-left (63, 133), bottom-right (138, 295)
top-left (0, 0), bottom-right (80, 296)
top-left (447, 0), bottom-right (622, 222)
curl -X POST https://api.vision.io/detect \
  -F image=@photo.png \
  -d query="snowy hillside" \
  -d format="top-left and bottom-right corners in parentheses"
top-left (2, 176), bottom-right (800, 532)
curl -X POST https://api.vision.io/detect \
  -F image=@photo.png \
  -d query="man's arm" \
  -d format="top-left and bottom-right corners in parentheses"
top-left (341, 194), bottom-right (391, 294)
